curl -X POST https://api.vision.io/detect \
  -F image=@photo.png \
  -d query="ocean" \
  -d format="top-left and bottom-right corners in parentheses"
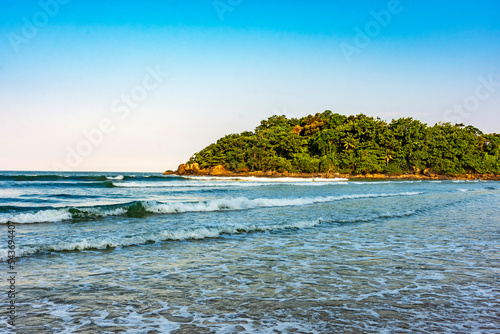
top-left (0, 171), bottom-right (499, 333)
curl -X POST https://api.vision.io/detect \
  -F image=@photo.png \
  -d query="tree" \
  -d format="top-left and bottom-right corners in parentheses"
top-left (185, 111), bottom-right (498, 176)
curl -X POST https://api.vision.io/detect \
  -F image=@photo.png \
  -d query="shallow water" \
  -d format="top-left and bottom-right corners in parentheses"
top-left (0, 172), bottom-right (499, 333)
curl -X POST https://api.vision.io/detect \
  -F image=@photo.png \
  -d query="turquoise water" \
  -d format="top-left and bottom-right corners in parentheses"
top-left (0, 171), bottom-right (499, 333)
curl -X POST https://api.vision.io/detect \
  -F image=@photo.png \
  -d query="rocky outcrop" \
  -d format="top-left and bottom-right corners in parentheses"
top-left (173, 163), bottom-right (231, 176)
top-left (176, 163), bottom-right (209, 175)
top-left (164, 164), bottom-right (500, 180)
top-left (166, 161), bottom-right (499, 180)
top-left (209, 165), bottom-right (230, 176)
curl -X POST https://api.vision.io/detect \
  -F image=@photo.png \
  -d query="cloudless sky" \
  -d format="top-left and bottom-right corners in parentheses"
top-left (1, 0), bottom-right (499, 172)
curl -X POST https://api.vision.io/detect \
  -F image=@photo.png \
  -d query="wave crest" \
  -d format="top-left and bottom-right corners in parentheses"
top-left (0, 206), bottom-right (424, 261)
top-left (0, 218), bottom-right (325, 260)
top-left (0, 192), bottom-right (422, 224)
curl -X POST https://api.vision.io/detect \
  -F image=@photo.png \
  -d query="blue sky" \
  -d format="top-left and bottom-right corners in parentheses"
top-left (1, 0), bottom-right (499, 172)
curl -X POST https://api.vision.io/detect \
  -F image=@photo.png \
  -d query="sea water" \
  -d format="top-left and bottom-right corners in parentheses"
top-left (0, 171), bottom-right (499, 333)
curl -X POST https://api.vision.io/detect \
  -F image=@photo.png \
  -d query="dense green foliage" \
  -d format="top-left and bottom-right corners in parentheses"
top-left (188, 111), bottom-right (500, 175)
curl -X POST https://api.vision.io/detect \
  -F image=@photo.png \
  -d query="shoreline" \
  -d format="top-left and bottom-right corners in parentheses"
top-left (164, 163), bottom-right (500, 181)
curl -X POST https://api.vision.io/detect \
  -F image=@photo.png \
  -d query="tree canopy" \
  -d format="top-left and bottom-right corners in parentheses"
top-left (187, 111), bottom-right (500, 175)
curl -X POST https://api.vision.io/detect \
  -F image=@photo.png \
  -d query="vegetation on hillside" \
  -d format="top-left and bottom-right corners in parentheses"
top-left (187, 111), bottom-right (500, 175)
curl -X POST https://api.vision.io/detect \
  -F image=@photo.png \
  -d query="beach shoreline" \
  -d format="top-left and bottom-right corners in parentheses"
top-left (164, 163), bottom-right (500, 181)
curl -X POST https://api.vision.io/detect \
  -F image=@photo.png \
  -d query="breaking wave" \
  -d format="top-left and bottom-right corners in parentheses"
top-left (0, 192), bottom-right (422, 224)
top-left (0, 174), bottom-right (176, 182)
top-left (106, 175), bottom-right (124, 180)
top-left (142, 192), bottom-right (422, 214)
top-left (0, 219), bottom-right (325, 260)
top-left (0, 207), bottom-right (423, 260)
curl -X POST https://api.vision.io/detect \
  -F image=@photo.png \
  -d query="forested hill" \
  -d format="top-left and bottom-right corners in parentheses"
top-left (185, 111), bottom-right (500, 176)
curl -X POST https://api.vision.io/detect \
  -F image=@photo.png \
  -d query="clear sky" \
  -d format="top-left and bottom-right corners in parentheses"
top-left (1, 0), bottom-right (499, 172)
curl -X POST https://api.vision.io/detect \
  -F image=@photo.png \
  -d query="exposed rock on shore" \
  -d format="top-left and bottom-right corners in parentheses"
top-left (164, 164), bottom-right (500, 180)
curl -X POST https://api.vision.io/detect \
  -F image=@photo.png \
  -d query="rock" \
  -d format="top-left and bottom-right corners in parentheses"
top-left (209, 165), bottom-right (229, 176)
top-left (177, 164), bottom-right (188, 175)
top-left (177, 163), bottom-right (206, 175)
top-left (364, 173), bottom-right (385, 179)
top-left (423, 168), bottom-right (434, 177)
top-left (186, 162), bottom-right (201, 172)
top-left (177, 164), bottom-right (187, 175)
top-left (168, 163), bottom-right (500, 180)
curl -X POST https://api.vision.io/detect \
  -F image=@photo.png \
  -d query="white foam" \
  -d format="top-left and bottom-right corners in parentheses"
top-left (0, 191), bottom-right (422, 224)
top-left (182, 175), bottom-right (348, 182)
top-left (0, 206), bottom-right (126, 224)
top-left (112, 180), bottom-right (344, 188)
top-left (112, 181), bottom-right (264, 188)
top-left (113, 181), bottom-right (150, 187)
top-left (416, 273), bottom-right (446, 280)
top-left (144, 192), bottom-right (422, 214)
top-left (73, 207), bottom-right (128, 217)
top-left (0, 195), bottom-right (423, 260)
top-left (0, 219), bottom-right (324, 260)
top-left (0, 209), bottom-right (72, 224)
top-left (45, 299), bottom-right (76, 323)
top-left (106, 175), bottom-right (124, 180)
top-left (90, 306), bottom-right (182, 333)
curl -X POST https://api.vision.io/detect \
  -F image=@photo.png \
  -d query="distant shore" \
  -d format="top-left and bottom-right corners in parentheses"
top-left (164, 163), bottom-right (500, 181)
